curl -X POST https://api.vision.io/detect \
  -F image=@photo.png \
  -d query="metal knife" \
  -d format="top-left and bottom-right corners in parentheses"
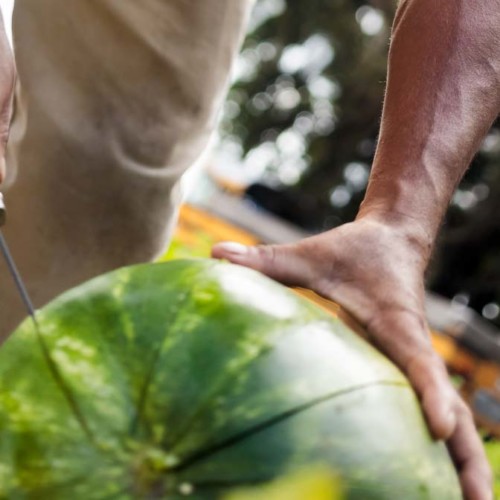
top-left (0, 194), bottom-right (95, 440)
top-left (0, 192), bottom-right (39, 327)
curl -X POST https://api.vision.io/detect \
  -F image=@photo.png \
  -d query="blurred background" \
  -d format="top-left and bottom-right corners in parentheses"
top-left (1, 0), bottom-right (499, 490)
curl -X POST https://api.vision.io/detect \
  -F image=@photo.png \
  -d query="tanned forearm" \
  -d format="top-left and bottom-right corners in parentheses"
top-left (359, 0), bottom-right (500, 257)
top-left (214, 2), bottom-right (498, 497)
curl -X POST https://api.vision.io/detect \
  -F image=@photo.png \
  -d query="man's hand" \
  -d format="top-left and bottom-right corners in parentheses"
top-left (0, 10), bottom-right (15, 183)
top-left (214, 0), bottom-right (500, 497)
top-left (213, 215), bottom-right (492, 499)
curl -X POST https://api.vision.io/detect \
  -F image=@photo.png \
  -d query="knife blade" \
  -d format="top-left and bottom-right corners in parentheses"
top-left (0, 194), bottom-right (96, 440)
top-left (0, 192), bottom-right (39, 327)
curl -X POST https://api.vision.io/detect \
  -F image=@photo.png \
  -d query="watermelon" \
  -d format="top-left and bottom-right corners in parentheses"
top-left (0, 259), bottom-right (461, 499)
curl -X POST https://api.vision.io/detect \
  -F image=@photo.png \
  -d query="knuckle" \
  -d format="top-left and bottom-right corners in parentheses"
top-left (407, 349), bottom-right (443, 376)
top-left (454, 398), bottom-right (473, 420)
top-left (259, 244), bottom-right (277, 265)
top-left (255, 245), bottom-right (284, 277)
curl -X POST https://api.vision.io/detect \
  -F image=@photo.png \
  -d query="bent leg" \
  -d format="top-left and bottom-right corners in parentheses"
top-left (0, 0), bottom-right (253, 339)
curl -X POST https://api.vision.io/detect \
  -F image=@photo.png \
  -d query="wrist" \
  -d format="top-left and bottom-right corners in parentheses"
top-left (355, 206), bottom-right (435, 265)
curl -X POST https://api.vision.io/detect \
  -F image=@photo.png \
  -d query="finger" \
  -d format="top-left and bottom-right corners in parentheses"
top-left (366, 311), bottom-right (456, 439)
top-left (448, 402), bottom-right (493, 500)
top-left (211, 242), bottom-right (318, 288)
top-left (406, 352), bottom-right (457, 440)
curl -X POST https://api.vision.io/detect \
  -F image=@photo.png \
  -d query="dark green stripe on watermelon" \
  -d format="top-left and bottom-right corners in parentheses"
top-left (0, 260), bottom-right (461, 499)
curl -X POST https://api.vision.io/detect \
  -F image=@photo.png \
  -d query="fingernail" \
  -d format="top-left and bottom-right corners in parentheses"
top-left (216, 242), bottom-right (249, 256)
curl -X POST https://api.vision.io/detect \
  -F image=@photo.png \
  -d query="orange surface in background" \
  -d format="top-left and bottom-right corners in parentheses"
top-left (431, 335), bottom-right (477, 375)
top-left (177, 204), bottom-right (259, 247)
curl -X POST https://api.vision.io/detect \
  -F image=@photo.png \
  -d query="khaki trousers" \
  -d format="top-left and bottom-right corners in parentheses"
top-left (0, 0), bottom-right (253, 339)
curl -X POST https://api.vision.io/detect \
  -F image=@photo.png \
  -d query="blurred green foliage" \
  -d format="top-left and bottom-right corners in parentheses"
top-left (217, 0), bottom-right (500, 328)
top-left (484, 441), bottom-right (500, 498)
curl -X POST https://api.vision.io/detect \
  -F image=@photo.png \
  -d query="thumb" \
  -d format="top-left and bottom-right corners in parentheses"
top-left (211, 241), bottom-right (318, 288)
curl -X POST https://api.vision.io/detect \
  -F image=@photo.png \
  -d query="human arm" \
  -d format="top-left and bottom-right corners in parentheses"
top-left (213, 0), bottom-right (500, 498)
top-left (0, 9), bottom-right (15, 183)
